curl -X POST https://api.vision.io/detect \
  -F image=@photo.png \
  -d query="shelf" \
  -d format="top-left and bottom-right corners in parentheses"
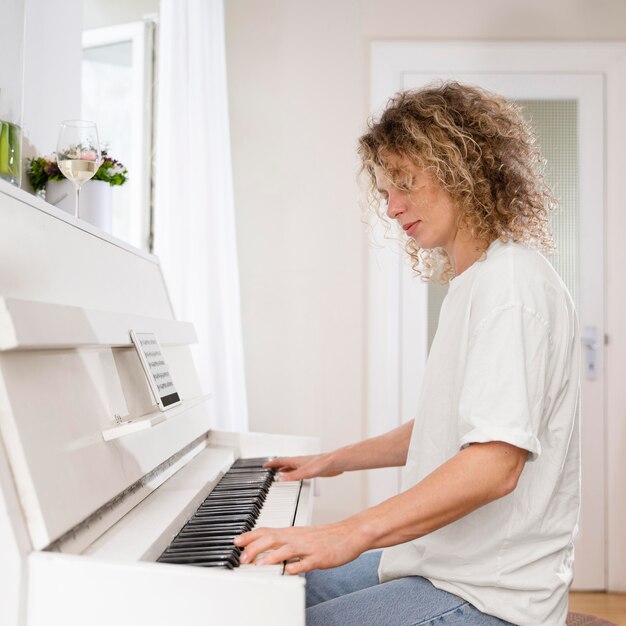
top-left (101, 394), bottom-right (212, 441)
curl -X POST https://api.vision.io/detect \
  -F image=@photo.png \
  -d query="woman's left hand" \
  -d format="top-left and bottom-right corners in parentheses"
top-left (234, 520), bottom-right (367, 575)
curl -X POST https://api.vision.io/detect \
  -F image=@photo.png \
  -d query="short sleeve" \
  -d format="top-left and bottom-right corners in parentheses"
top-left (458, 304), bottom-right (551, 461)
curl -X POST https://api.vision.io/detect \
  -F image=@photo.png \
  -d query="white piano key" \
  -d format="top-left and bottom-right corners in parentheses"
top-left (235, 478), bottom-right (302, 576)
top-left (252, 480), bottom-right (302, 529)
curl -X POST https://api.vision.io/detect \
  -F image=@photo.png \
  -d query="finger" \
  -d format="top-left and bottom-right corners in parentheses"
top-left (276, 470), bottom-right (306, 482)
top-left (277, 465), bottom-right (318, 481)
top-left (239, 533), bottom-right (282, 564)
top-left (284, 558), bottom-right (314, 575)
top-left (256, 544), bottom-right (302, 566)
top-left (234, 526), bottom-right (271, 547)
top-left (275, 467), bottom-right (298, 476)
top-left (263, 457), bottom-right (294, 469)
top-left (234, 531), bottom-right (253, 547)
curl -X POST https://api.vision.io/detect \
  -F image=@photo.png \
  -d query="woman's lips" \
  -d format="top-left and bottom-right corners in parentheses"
top-left (404, 221), bottom-right (420, 236)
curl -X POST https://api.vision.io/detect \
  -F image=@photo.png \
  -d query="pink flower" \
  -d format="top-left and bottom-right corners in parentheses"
top-left (80, 149), bottom-right (98, 161)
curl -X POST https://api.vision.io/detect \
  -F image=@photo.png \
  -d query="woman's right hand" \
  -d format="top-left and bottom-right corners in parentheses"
top-left (264, 453), bottom-right (343, 481)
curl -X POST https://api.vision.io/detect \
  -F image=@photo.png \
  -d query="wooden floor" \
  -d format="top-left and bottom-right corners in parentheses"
top-left (569, 593), bottom-right (626, 625)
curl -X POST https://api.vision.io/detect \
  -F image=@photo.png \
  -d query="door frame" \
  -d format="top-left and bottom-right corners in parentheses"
top-left (366, 41), bottom-right (626, 591)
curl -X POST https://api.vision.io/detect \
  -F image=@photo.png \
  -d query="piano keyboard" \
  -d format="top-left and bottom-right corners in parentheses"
top-left (157, 458), bottom-right (301, 571)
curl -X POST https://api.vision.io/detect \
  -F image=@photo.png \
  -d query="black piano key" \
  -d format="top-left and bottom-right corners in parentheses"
top-left (159, 551), bottom-right (237, 559)
top-left (161, 549), bottom-right (240, 562)
top-left (166, 537), bottom-right (235, 553)
top-left (177, 527), bottom-right (240, 535)
top-left (202, 497), bottom-right (264, 508)
top-left (223, 470), bottom-right (271, 477)
top-left (159, 555), bottom-right (237, 569)
top-left (161, 544), bottom-right (240, 554)
top-left (205, 492), bottom-right (265, 500)
top-left (231, 457), bottom-right (273, 466)
top-left (163, 560), bottom-right (238, 569)
top-left (180, 518), bottom-right (249, 527)
top-left (211, 482), bottom-right (266, 488)
top-left (194, 506), bottom-right (257, 515)
top-left (193, 512), bottom-right (258, 520)
top-left (176, 526), bottom-right (246, 545)
top-left (189, 522), bottom-right (254, 534)
top-left (189, 513), bottom-right (256, 526)
top-left (184, 516), bottom-right (256, 527)
top-left (202, 495), bottom-right (261, 503)
top-left (212, 483), bottom-right (268, 491)
top-left (192, 510), bottom-right (257, 519)
top-left (208, 488), bottom-right (267, 497)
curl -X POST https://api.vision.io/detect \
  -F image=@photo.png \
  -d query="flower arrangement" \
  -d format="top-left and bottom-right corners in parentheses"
top-left (27, 149), bottom-right (128, 192)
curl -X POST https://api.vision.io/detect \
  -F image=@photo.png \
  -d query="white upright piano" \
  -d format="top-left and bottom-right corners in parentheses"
top-left (0, 181), bottom-right (319, 626)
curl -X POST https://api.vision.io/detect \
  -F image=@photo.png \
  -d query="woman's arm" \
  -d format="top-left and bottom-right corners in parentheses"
top-left (264, 420), bottom-right (414, 481)
top-left (235, 440), bottom-right (528, 573)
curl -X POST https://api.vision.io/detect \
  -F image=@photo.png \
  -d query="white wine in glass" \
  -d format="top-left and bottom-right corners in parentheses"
top-left (56, 121), bottom-right (101, 219)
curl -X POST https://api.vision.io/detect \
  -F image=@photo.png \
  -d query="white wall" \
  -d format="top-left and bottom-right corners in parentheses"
top-left (21, 0), bottom-right (82, 165)
top-left (0, 0), bottom-right (82, 185)
top-left (225, 1), bottom-right (366, 524)
top-left (0, 0), bottom-right (25, 125)
top-left (224, 0), bottom-right (626, 526)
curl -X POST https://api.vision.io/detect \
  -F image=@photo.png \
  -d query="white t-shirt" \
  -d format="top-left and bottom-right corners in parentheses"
top-left (378, 239), bottom-right (581, 626)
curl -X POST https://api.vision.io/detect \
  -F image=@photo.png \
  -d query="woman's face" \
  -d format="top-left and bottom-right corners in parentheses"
top-left (374, 157), bottom-right (460, 253)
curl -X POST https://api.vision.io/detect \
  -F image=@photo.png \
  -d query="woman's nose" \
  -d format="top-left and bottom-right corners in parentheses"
top-left (386, 192), bottom-right (405, 220)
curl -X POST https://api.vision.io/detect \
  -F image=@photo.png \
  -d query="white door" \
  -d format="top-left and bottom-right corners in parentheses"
top-left (367, 46), bottom-right (606, 591)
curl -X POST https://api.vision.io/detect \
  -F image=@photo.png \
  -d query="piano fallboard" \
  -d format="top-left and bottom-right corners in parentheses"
top-left (28, 550), bottom-right (307, 626)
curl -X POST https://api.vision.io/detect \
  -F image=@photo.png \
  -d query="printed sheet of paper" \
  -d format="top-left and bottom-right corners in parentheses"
top-left (130, 331), bottom-right (181, 410)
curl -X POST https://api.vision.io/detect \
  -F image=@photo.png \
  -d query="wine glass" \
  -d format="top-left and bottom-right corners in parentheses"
top-left (56, 120), bottom-right (101, 219)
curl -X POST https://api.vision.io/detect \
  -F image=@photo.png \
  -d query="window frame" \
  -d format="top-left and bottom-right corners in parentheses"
top-left (82, 19), bottom-right (156, 251)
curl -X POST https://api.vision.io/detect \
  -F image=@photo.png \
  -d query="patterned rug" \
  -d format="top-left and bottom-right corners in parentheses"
top-left (567, 612), bottom-right (618, 626)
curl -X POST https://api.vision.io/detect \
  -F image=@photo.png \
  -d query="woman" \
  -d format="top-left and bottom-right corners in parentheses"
top-left (235, 81), bottom-right (580, 626)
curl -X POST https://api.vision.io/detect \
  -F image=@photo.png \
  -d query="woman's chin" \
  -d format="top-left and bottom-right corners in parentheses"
top-left (410, 235), bottom-right (433, 249)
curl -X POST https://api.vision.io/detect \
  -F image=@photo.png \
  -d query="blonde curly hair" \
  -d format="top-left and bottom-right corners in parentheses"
top-left (358, 81), bottom-right (556, 282)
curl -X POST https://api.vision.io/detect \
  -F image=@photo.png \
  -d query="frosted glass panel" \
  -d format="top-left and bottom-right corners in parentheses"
top-left (427, 99), bottom-right (579, 351)
top-left (516, 99), bottom-right (579, 310)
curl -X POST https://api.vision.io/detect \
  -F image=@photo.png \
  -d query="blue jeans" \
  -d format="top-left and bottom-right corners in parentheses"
top-left (305, 551), bottom-right (515, 626)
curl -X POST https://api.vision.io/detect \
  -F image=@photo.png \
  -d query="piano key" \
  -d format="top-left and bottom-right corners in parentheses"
top-left (188, 512), bottom-right (256, 523)
top-left (168, 543), bottom-right (239, 551)
top-left (178, 529), bottom-right (246, 538)
top-left (217, 477), bottom-right (270, 483)
top-left (194, 506), bottom-right (258, 515)
top-left (231, 457), bottom-right (274, 467)
top-left (253, 481), bottom-right (302, 528)
top-left (206, 489), bottom-right (268, 498)
top-left (162, 544), bottom-right (242, 558)
top-left (165, 538), bottom-right (237, 548)
top-left (212, 483), bottom-right (270, 490)
top-left (204, 493), bottom-right (266, 502)
top-left (159, 545), bottom-right (240, 556)
top-left (159, 555), bottom-right (238, 568)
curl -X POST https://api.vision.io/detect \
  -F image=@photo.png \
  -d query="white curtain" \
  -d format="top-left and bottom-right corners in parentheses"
top-left (154, 0), bottom-right (248, 431)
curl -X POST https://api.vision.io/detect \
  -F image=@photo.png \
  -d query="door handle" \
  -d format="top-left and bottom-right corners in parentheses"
top-left (581, 326), bottom-right (598, 380)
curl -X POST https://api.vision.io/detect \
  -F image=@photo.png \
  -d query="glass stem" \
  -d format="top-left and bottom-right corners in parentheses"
top-left (75, 184), bottom-right (80, 219)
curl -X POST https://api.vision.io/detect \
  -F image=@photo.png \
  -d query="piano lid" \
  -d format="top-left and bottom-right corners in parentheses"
top-left (0, 180), bottom-right (172, 319)
top-left (0, 182), bottom-right (212, 550)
